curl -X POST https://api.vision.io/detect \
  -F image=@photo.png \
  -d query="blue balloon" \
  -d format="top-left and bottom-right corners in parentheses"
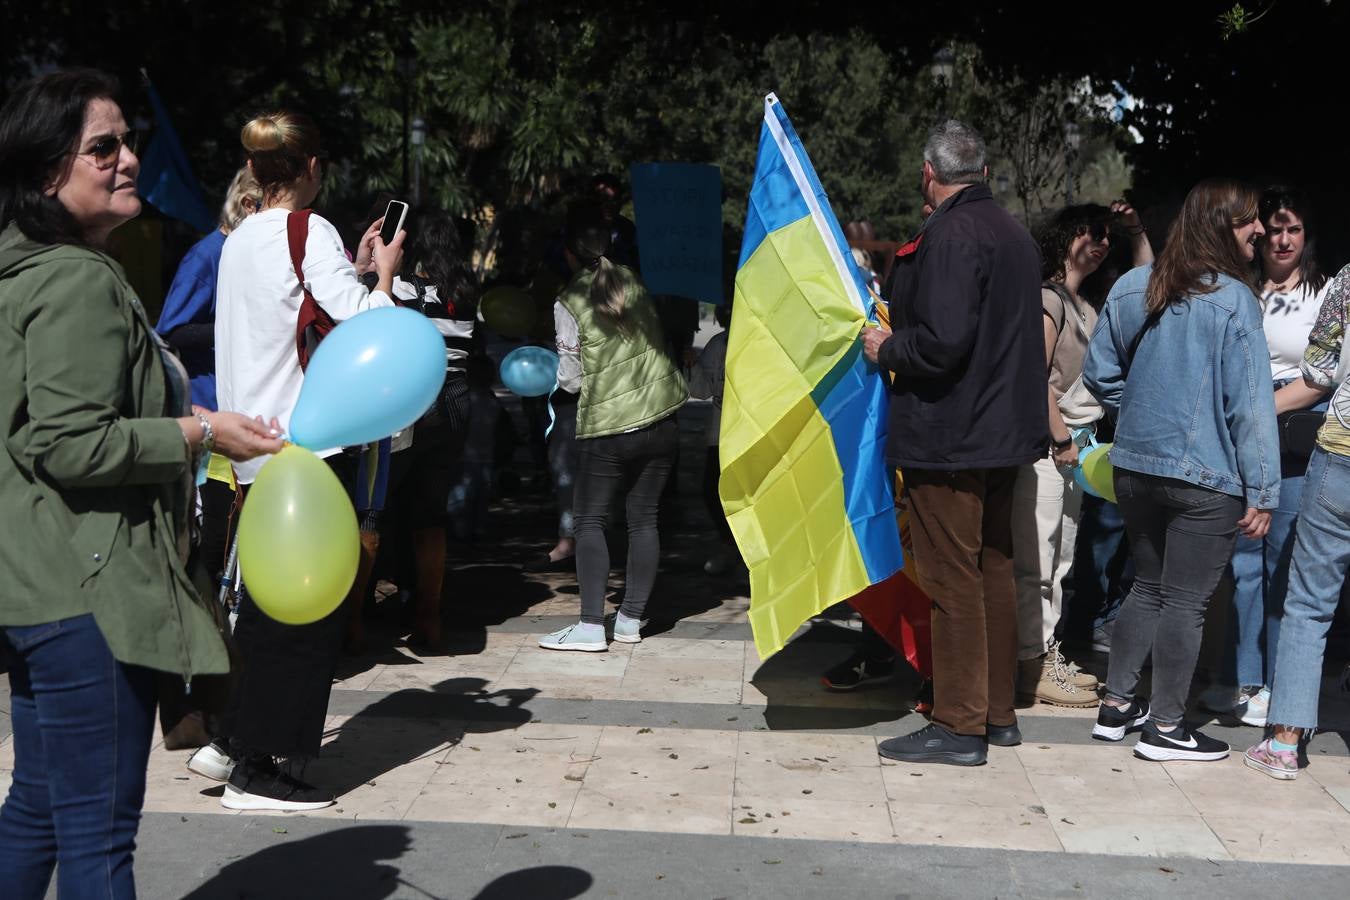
top-left (289, 307), bottom-right (445, 450)
top-left (1073, 444), bottom-right (1103, 499)
top-left (501, 346), bottom-right (559, 397)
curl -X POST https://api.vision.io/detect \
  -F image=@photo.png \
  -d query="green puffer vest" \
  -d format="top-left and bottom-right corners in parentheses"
top-left (560, 265), bottom-right (688, 439)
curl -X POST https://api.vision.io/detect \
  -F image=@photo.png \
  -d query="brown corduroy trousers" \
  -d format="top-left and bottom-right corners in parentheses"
top-left (904, 466), bottom-right (1020, 736)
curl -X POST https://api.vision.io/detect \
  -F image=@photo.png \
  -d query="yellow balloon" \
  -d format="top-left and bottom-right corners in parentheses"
top-left (479, 286), bottom-right (536, 337)
top-left (1082, 443), bottom-right (1117, 504)
top-left (237, 445), bottom-right (359, 625)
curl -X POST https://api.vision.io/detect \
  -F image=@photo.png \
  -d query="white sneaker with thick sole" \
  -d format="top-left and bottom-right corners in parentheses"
top-left (611, 614), bottom-right (648, 644)
top-left (538, 623), bottom-right (608, 652)
top-left (1236, 686), bottom-right (1270, 727)
top-left (186, 743), bottom-right (235, 782)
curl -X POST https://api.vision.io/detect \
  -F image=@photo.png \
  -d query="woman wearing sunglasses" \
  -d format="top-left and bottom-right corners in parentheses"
top-left (1012, 203), bottom-right (1153, 709)
top-left (0, 69), bottom-right (283, 898)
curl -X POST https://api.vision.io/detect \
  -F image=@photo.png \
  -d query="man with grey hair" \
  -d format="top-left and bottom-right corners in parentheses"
top-left (861, 119), bottom-right (1048, 766)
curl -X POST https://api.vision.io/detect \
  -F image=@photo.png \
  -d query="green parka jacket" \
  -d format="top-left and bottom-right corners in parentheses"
top-left (0, 223), bottom-right (228, 681)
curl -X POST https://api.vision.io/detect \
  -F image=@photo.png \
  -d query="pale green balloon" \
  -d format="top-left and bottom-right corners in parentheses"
top-left (237, 444), bottom-right (359, 625)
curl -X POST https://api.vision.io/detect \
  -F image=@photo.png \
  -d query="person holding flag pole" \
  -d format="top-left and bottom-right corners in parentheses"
top-left (862, 120), bottom-right (1048, 766)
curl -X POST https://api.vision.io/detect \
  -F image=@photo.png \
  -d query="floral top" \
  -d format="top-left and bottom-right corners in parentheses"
top-left (1301, 264), bottom-right (1350, 457)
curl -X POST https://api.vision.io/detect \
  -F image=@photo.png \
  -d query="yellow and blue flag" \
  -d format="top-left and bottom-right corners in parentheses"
top-left (721, 93), bottom-right (903, 660)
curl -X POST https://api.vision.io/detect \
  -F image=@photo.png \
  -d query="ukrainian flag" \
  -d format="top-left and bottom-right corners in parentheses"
top-left (721, 93), bottom-right (904, 659)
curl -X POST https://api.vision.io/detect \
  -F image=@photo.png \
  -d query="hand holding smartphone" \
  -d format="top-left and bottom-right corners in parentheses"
top-left (379, 200), bottom-right (409, 246)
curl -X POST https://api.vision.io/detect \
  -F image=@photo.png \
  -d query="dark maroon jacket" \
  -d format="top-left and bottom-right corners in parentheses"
top-left (878, 184), bottom-right (1048, 470)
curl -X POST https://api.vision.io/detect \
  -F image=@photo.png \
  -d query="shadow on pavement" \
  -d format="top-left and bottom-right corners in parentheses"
top-left (182, 824), bottom-right (414, 900)
top-left (307, 677), bottom-right (537, 798)
top-left (473, 865), bottom-right (593, 899)
top-left (748, 621), bottom-right (913, 731)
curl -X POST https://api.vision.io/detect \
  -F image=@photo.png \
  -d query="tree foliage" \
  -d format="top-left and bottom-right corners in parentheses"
top-left (7, 0), bottom-right (1345, 271)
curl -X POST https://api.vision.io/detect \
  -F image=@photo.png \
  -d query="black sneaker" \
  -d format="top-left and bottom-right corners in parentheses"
top-left (878, 723), bottom-right (987, 766)
top-left (1091, 699), bottom-right (1150, 742)
top-left (1133, 721), bottom-right (1229, 762)
top-left (821, 653), bottom-right (895, 691)
top-left (221, 757), bottom-right (336, 811)
top-left (986, 721), bottom-right (1022, 747)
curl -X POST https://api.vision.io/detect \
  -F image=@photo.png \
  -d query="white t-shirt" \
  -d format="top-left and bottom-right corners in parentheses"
top-left (215, 209), bottom-right (393, 483)
top-left (1262, 280), bottom-right (1329, 381)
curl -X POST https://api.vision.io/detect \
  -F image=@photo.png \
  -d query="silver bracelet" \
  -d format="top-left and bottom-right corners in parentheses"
top-left (196, 413), bottom-right (215, 453)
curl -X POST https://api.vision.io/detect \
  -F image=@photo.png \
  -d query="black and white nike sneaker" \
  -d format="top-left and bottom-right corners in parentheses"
top-left (1091, 699), bottom-right (1150, 742)
top-left (1132, 720), bottom-right (1229, 762)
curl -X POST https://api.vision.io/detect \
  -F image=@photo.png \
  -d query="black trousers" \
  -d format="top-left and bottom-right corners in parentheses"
top-left (574, 417), bottom-right (678, 624)
top-left (218, 453), bottom-right (356, 760)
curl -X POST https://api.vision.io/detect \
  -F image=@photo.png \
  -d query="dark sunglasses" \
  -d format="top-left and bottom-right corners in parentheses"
top-left (77, 130), bottom-right (140, 169)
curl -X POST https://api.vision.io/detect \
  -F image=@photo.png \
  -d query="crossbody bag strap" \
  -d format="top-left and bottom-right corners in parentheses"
top-left (1125, 306), bottom-right (1164, 370)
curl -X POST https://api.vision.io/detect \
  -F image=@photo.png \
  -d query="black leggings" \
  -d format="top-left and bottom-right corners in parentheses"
top-left (574, 417), bottom-right (678, 624)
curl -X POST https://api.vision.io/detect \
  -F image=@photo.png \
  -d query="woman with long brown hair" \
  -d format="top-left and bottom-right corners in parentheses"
top-left (1082, 178), bottom-right (1280, 763)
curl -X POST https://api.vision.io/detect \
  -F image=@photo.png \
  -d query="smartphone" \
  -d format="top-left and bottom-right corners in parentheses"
top-left (379, 200), bottom-right (409, 246)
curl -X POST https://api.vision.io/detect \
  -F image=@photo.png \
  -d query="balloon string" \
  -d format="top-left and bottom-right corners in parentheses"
top-left (544, 380), bottom-right (559, 440)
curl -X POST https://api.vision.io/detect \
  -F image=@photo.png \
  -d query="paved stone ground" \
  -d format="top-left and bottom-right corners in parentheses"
top-left (4, 400), bottom-right (1350, 898)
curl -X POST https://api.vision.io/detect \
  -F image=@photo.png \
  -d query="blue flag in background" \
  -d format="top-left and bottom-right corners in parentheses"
top-left (138, 73), bottom-right (215, 234)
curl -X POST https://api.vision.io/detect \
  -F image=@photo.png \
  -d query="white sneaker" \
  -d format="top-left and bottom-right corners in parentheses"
top-left (538, 622), bottom-right (608, 652)
top-left (186, 741), bottom-right (235, 782)
top-left (1236, 686), bottom-right (1270, 727)
top-left (611, 613), bottom-right (647, 644)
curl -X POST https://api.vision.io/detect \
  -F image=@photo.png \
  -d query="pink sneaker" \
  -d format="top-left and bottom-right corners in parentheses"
top-left (1243, 738), bottom-right (1299, 780)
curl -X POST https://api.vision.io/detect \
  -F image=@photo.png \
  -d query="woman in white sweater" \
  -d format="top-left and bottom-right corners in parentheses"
top-left (195, 110), bottom-right (403, 812)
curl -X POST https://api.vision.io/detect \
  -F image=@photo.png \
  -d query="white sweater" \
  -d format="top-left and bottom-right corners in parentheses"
top-left (215, 209), bottom-right (392, 483)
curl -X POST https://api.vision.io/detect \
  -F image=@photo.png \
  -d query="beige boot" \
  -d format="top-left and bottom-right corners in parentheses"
top-left (1033, 652), bottom-right (1100, 708)
top-left (1049, 641), bottom-right (1099, 690)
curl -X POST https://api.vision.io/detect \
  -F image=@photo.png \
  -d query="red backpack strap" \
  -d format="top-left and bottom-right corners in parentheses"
top-left (287, 208), bottom-right (313, 284)
top-left (289, 209), bottom-right (336, 371)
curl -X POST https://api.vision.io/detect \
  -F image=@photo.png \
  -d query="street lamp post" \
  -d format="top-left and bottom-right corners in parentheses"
top-left (394, 54), bottom-right (417, 197)
top-left (931, 48), bottom-right (955, 116)
top-left (1063, 120), bottom-right (1081, 206)
top-left (410, 117), bottom-right (426, 207)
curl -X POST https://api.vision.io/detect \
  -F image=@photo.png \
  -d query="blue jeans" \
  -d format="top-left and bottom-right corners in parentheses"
top-left (0, 615), bottom-right (157, 900)
top-left (1061, 494), bottom-right (1133, 640)
top-left (1267, 448), bottom-right (1350, 730)
top-left (1226, 463), bottom-right (1307, 688)
top-left (1226, 395), bottom-right (1328, 689)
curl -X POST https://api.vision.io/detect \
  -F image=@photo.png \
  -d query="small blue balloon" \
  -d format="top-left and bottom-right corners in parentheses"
top-left (1073, 444), bottom-right (1103, 499)
top-left (500, 346), bottom-right (559, 397)
top-left (289, 306), bottom-right (445, 450)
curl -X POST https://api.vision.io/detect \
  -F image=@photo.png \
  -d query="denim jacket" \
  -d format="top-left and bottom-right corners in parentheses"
top-left (1084, 264), bottom-right (1280, 508)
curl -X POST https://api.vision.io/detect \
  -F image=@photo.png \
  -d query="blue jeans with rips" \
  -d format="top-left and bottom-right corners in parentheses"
top-left (1267, 447), bottom-right (1350, 730)
top-left (0, 614), bottom-right (157, 900)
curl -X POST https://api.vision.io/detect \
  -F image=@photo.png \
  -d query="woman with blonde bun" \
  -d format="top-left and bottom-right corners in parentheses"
top-left (197, 109), bottom-right (404, 812)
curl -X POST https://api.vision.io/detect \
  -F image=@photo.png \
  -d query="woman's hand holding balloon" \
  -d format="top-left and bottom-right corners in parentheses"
top-left (195, 412), bottom-right (285, 462)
